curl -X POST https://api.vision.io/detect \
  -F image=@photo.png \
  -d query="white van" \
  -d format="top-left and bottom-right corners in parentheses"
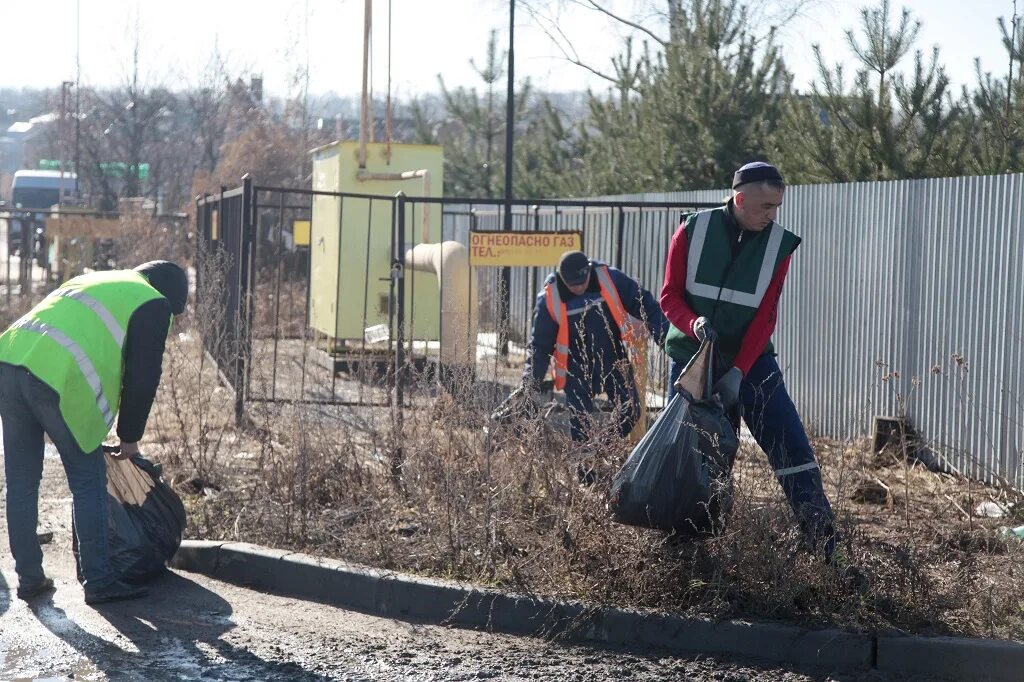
top-left (11, 169), bottom-right (78, 210)
top-left (6, 170), bottom-right (78, 262)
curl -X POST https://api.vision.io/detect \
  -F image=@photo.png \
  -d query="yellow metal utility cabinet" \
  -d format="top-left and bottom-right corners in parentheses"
top-left (309, 141), bottom-right (444, 345)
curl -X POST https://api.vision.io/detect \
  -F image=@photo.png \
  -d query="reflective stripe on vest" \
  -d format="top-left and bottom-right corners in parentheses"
top-left (11, 317), bottom-right (116, 427)
top-left (593, 265), bottom-right (634, 344)
top-left (544, 265), bottom-right (630, 391)
top-left (686, 210), bottom-right (785, 308)
top-left (52, 287), bottom-right (127, 346)
top-left (544, 281), bottom-right (570, 389)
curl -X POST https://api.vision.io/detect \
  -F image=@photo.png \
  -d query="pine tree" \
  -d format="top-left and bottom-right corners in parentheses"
top-left (966, 11), bottom-right (1024, 174)
top-left (575, 0), bottom-right (790, 193)
top-left (777, 0), bottom-right (968, 183)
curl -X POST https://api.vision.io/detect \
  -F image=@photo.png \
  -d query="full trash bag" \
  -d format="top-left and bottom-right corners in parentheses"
top-left (608, 339), bottom-right (738, 536)
top-left (74, 449), bottom-right (187, 583)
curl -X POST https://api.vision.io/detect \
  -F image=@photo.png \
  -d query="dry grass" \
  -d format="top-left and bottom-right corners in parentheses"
top-left (143, 323), bottom-right (1024, 640)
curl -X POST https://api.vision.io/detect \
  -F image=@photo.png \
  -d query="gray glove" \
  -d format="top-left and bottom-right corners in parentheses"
top-left (491, 379), bottom-right (544, 423)
top-left (712, 366), bottom-right (743, 409)
top-left (692, 316), bottom-right (716, 342)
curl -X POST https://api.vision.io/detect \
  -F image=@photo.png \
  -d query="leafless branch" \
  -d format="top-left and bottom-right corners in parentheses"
top-left (578, 0), bottom-right (667, 46)
top-left (520, 2), bottom-right (629, 87)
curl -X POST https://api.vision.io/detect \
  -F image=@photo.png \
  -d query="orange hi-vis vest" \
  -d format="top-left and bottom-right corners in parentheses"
top-left (543, 264), bottom-right (640, 390)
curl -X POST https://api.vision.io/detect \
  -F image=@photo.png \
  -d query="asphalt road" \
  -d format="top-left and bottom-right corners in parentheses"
top-left (0, 447), bottom-right (919, 681)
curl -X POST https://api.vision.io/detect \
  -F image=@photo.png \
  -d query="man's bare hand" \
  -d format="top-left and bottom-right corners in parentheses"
top-left (113, 441), bottom-right (140, 459)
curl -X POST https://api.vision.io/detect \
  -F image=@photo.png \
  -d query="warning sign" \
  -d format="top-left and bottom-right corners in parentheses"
top-left (469, 230), bottom-right (583, 267)
top-left (293, 219), bottom-right (311, 246)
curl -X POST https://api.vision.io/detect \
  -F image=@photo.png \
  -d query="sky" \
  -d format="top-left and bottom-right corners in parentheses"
top-left (0, 0), bottom-right (1018, 101)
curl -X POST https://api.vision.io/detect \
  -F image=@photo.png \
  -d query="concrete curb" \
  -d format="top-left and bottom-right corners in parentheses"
top-left (877, 634), bottom-right (1024, 681)
top-left (169, 540), bottom-right (1023, 679)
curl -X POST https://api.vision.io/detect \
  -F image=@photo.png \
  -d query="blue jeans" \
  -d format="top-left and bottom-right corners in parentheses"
top-left (669, 354), bottom-right (837, 550)
top-left (0, 363), bottom-right (113, 589)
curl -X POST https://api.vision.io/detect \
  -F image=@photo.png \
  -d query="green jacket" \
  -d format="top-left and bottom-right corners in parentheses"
top-left (0, 270), bottom-right (167, 452)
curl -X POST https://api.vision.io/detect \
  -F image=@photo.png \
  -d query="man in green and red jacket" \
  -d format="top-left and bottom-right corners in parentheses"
top-left (660, 162), bottom-right (839, 560)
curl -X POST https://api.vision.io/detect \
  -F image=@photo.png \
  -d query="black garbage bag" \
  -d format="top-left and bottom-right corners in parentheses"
top-left (73, 450), bottom-right (187, 584)
top-left (608, 340), bottom-right (738, 536)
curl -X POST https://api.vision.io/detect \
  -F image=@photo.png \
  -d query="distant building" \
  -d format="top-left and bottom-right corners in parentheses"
top-left (0, 112), bottom-right (59, 200)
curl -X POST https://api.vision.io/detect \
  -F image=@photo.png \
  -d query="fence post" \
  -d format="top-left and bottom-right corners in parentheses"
top-left (391, 192), bottom-right (407, 488)
top-left (194, 195), bottom-right (203, 310)
top-left (245, 178), bottom-right (259, 406)
top-left (498, 264), bottom-right (511, 358)
top-left (234, 174), bottom-right (253, 427)
top-left (615, 205), bottom-right (625, 269)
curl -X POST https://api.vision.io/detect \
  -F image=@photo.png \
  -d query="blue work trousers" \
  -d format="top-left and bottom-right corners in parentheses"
top-left (565, 361), bottom-right (639, 443)
top-left (0, 363), bottom-right (113, 590)
top-left (669, 354), bottom-right (836, 550)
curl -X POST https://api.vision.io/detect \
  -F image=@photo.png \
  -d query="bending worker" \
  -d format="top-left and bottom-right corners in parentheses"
top-left (660, 162), bottom-right (839, 560)
top-left (523, 250), bottom-right (667, 443)
top-left (0, 261), bottom-right (188, 604)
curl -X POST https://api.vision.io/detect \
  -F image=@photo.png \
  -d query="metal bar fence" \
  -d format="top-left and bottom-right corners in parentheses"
top-left (196, 183), bottom-right (713, 421)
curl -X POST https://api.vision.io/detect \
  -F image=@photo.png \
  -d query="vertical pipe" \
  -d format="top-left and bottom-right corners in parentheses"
top-left (358, 0), bottom-right (372, 169)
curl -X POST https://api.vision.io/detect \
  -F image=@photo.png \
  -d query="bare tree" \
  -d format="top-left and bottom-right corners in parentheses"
top-left (76, 16), bottom-right (173, 210)
top-left (520, 0), bottom-right (821, 89)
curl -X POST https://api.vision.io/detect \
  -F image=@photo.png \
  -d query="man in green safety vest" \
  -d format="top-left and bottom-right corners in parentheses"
top-left (0, 260), bottom-right (187, 604)
top-left (660, 162), bottom-right (842, 564)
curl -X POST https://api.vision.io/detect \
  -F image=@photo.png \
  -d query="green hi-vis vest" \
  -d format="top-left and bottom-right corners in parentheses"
top-left (0, 270), bottom-right (167, 453)
top-left (665, 206), bottom-right (801, 366)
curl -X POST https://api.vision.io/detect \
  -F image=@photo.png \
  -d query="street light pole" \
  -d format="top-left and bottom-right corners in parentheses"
top-left (499, 0), bottom-right (515, 356)
top-left (503, 0), bottom-right (515, 227)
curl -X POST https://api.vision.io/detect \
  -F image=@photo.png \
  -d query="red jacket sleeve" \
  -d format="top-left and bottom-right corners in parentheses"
top-left (660, 223), bottom-right (700, 339)
top-left (733, 255), bottom-right (791, 375)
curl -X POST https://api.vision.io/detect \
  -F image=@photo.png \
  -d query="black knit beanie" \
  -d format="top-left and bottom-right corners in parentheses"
top-left (134, 261), bottom-right (188, 315)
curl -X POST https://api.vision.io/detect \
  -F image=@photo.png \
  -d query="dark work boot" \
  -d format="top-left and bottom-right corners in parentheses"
top-left (16, 577), bottom-right (55, 601)
top-left (84, 579), bottom-right (148, 605)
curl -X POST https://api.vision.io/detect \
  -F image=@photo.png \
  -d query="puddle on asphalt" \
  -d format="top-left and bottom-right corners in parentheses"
top-left (1, 635), bottom-right (105, 682)
top-left (0, 646), bottom-right (71, 681)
